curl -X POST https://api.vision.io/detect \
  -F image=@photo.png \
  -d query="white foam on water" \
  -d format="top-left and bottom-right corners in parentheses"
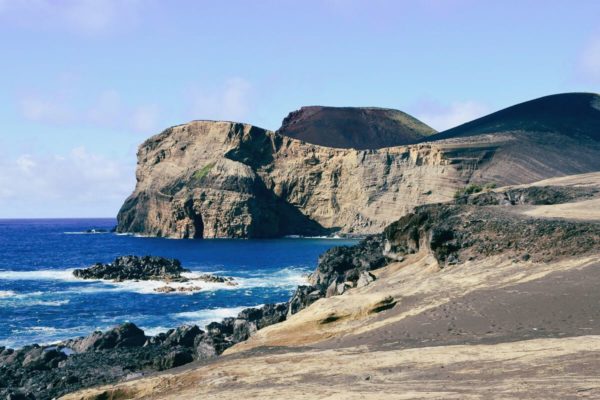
top-left (30, 299), bottom-right (70, 306)
top-left (64, 268), bottom-right (308, 295)
top-left (63, 231), bottom-right (110, 235)
top-left (10, 325), bottom-right (89, 338)
top-left (105, 276), bottom-right (232, 295)
top-left (0, 265), bottom-right (309, 298)
top-left (142, 326), bottom-right (175, 336)
top-left (0, 269), bottom-right (77, 281)
top-left (284, 234), bottom-right (346, 239)
top-left (173, 305), bottom-right (252, 328)
top-left (0, 290), bottom-right (71, 307)
top-left (235, 267), bottom-right (309, 290)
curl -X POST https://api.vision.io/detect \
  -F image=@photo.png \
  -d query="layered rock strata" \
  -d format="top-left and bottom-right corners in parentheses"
top-left (116, 94), bottom-right (600, 239)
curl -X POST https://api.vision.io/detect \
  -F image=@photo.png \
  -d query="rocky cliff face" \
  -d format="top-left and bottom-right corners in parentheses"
top-left (117, 94), bottom-right (600, 238)
top-left (116, 120), bottom-right (467, 238)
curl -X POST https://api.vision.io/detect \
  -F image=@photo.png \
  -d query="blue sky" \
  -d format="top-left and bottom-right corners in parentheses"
top-left (0, 0), bottom-right (599, 217)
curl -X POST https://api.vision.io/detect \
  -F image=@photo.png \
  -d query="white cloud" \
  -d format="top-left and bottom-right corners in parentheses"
top-left (0, 0), bottom-right (144, 36)
top-left (189, 78), bottom-right (253, 122)
top-left (580, 36), bottom-right (600, 83)
top-left (87, 89), bottom-right (123, 124)
top-left (15, 155), bottom-right (36, 173)
top-left (0, 147), bottom-right (135, 217)
top-left (131, 104), bottom-right (161, 133)
top-left (18, 92), bottom-right (74, 124)
top-left (413, 100), bottom-right (489, 131)
top-left (18, 88), bottom-right (160, 134)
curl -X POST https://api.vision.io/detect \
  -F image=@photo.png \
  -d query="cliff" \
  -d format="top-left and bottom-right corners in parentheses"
top-left (116, 121), bottom-right (461, 238)
top-left (117, 93), bottom-right (600, 239)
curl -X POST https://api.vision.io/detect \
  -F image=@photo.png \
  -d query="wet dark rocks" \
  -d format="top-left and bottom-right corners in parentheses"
top-left (0, 302), bottom-right (291, 399)
top-left (308, 235), bottom-right (387, 295)
top-left (73, 255), bottom-right (189, 281)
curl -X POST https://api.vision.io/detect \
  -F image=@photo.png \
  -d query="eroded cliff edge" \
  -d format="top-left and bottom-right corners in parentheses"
top-left (117, 93), bottom-right (600, 238)
top-left (116, 120), bottom-right (464, 238)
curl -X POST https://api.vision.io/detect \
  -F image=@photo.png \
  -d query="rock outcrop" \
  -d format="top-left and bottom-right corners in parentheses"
top-left (383, 202), bottom-right (600, 267)
top-left (116, 93), bottom-right (600, 239)
top-left (73, 256), bottom-right (189, 281)
top-left (276, 106), bottom-right (436, 149)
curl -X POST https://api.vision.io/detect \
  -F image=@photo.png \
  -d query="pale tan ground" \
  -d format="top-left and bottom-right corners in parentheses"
top-left (63, 173), bottom-right (600, 400)
top-left (64, 336), bottom-right (600, 400)
top-left (525, 171), bottom-right (600, 187)
top-left (522, 198), bottom-right (600, 220)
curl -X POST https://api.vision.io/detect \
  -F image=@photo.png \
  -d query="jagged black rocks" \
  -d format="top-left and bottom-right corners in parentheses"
top-left (73, 255), bottom-right (189, 282)
top-left (0, 303), bottom-right (289, 400)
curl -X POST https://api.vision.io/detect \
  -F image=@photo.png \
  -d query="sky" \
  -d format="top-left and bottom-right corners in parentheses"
top-left (0, 0), bottom-right (599, 218)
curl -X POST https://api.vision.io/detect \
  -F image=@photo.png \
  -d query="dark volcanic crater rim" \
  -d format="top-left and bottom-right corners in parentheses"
top-left (276, 105), bottom-right (436, 149)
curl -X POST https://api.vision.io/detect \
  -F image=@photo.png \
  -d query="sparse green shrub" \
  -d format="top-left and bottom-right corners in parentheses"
top-left (453, 182), bottom-right (496, 199)
top-left (192, 162), bottom-right (216, 181)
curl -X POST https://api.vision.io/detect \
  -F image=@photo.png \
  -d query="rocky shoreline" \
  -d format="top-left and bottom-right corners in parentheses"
top-left (1, 245), bottom-right (379, 399)
top-left (4, 184), bottom-right (598, 399)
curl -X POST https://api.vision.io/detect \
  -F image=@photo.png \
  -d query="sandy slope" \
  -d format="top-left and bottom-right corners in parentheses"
top-left (65, 336), bottom-right (600, 400)
top-left (523, 198), bottom-right (600, 220)
top-left (63, 173), bottom-right (600, 400)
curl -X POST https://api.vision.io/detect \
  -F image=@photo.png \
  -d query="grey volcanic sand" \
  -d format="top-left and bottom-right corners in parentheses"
top-left (318, 261), bottom-right (600, 351)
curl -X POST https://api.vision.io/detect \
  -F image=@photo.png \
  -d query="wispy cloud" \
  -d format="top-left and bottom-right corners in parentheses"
top-left (18, 92), bottom-right (75, 124)
top-left (0, 0), bottom-right (145, 36)
top-left (412, 99), bottom-right (489, 131)
top-left (17, 87), bottom-right (161, 134)
top-left (0, 147), bottom-right (135, 217)
top-left (188, 77), bottom-right (254, 123)
top-left (131, 104), bottom-right (161, 133)
top-left (579, 35), bottom-right (600, 83)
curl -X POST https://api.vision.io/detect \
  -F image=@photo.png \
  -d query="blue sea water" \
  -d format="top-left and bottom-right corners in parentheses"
top-left (0, 219), bottom-right (357, 348)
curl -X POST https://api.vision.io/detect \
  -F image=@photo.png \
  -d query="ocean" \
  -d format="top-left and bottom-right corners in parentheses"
top-left (0, 218), bottom-right (357, 348)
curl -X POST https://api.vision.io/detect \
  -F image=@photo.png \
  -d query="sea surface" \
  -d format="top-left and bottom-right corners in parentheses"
top-left (0, 219), bottom-right (357, 348)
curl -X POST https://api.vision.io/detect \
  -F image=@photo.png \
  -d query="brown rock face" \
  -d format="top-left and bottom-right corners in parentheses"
top-left (117, 94), bottom-right (600, 238)
top-left (277, 106), bottom-right (436, 149)
top-left (116, 120), bottom-right (463, 238)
